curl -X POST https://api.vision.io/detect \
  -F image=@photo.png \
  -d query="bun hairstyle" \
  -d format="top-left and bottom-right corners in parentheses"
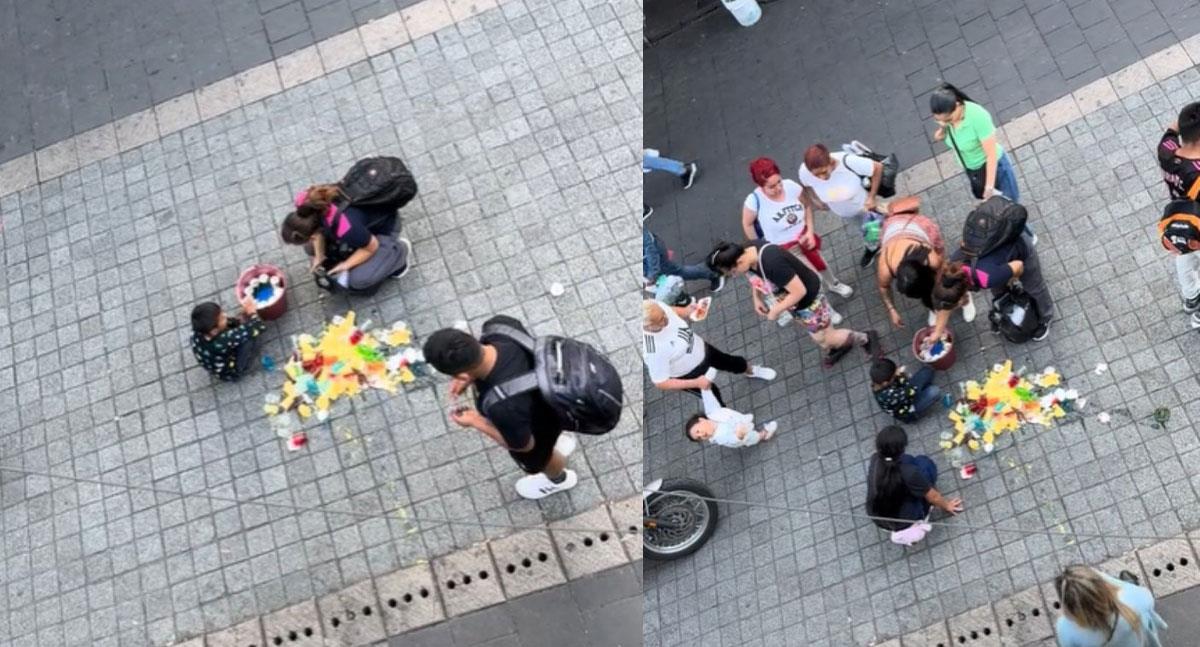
top-left (894, 246), bottom-right (936, 309)
top-left (280, 184), bottom-right (341, 245)
top-left (929, 82), bottom-right (972, 115)
top-left (930, 262), bottom-right (970, 311)
top-left (707, 241), bottom-right (748, 274)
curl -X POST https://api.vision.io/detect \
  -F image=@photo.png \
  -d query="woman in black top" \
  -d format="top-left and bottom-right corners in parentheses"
top-left (708, 240), bottom-right (879, 368)
top-left (866, 426), bottom-right (963, 532)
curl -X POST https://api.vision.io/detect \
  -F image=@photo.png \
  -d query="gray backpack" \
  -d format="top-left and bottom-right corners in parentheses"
top-left (480, 322), bottom-right (623, 435)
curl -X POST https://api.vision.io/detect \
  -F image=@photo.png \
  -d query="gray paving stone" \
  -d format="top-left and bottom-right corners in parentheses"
top-left (318, 578), bottom-right (387, 646)
top-left (488, 529), bottom-right (566, 599)
top-left (375, 563), bottom-right (446, 636)
top-left (260, 599), bottom-right (323, 647)
top-left (1, 0), bottom-right (642, 645)
top-left (549, 506), bottom-right (628, 580)
top-left (431, 543), bottom-right (505, 618)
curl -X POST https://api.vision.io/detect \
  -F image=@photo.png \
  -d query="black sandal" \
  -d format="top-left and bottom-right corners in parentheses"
top-left (822, 343), bottom-right (853, 368)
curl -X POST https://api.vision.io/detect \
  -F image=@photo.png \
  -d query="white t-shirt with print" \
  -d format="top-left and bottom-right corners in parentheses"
top-left (798, 152), bottom-right (875, 219)
top-left (642, 301), bottom-right (706, 383)
top-left (743, 179), bottom-right (807, 245)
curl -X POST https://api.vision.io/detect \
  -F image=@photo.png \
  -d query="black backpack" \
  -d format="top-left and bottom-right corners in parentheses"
top-left (1159, 199), bottom-right (1200, 254)
top-left (988, 284), bottom-right (1041, 343)
top-left (961, 196), bottom-right (1027, 271)
top-left (841, 142), bottom-right (899, 198)
top-left (339, 157), bottom-right (418, 211)
top-left (480, 322), bottom-right (624, 435)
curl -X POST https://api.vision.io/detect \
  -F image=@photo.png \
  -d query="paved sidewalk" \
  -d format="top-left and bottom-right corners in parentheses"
top-left (385, 562), bottom-right (642, 647)
top-left (1159, 585), bottom-right (1200, 647)
top-left (645, 0), bottom-right (1200, 261)
top-left (0, 0), bottom-right (431, 163)
top-left (0, 0), bottom-right (643, 645)
top-left (643, 31), bottom-right (1200, 647)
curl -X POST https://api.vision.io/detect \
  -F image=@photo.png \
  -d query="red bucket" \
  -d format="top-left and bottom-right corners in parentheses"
top-left (912, 326), bottom-right (956, 371)
top-left (236, 264), bottom-right (288, 321)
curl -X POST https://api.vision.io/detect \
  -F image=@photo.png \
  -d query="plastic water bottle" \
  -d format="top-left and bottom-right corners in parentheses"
top-left (721, 0), bottom-right (762, 26)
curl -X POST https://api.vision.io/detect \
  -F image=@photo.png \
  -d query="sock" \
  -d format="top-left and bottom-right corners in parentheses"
top-left (548, 472), bottom-right (567, 484)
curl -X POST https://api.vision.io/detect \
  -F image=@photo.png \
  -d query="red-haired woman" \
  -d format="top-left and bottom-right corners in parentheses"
top-left (740, 157), bottom-right (853, 308)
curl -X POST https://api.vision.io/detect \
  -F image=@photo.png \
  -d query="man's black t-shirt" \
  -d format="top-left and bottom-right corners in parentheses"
top-left (1158, 128), bottom-right (1200, 200)
top-left (475, 316), bottom-right (558, 451)
top-left (750, 240), bottom-right (821, 310)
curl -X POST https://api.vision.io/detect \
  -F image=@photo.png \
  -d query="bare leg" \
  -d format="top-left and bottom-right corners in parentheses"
top-left (809, 327), bottom-right (865, 350)
top-left (542, 450), bottom-right (567, 480)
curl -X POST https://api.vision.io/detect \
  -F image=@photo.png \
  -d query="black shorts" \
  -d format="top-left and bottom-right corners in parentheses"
top-left (507, 424), bottom-right (563, 474)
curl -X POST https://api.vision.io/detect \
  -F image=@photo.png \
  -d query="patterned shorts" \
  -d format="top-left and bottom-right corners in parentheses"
top-left (794, 292), bottom-right (832, 334)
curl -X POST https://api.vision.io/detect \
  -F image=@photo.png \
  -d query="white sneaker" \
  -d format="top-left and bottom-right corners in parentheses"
top-left (927, 310), bottom-right (937, 327)
top-left (749, 366), bottom-right (777, 381)
top-left (827, 280), bottom-right (854, 298)
top-left (1191, 312), bottom-right (1200, 329)
top-left (962, 293), bottom-right (977, 322)
top-left (515, 470), bottom-right (578, 500)
top-left (829, 304), bottom-right (844, 325)
top-left (390, 238), bottom-right (414, 278)
top-left (554, 433), bottom-right (577, 458)
top-left (760, 421), bottom-right (778, 441)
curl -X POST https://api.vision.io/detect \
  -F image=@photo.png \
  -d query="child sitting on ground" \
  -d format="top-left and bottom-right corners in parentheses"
top-left (190, 296), bottom-right (266, 382)
top-left (684, 386), bottom-right (779, 448)
top-left (871, 357), bottom-right (942, 423)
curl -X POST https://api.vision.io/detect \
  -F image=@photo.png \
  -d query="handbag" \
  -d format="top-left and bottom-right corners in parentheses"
top-left (944, 126), bottom-right (987, 199)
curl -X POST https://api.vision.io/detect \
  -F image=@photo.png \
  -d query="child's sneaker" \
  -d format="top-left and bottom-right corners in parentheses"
top-left (760, 421), bottom-right (779, 441)
top-left (1186, 292), bottom-right (1200, 313)
top-left (1191, 312), bottom-right (1200, 329)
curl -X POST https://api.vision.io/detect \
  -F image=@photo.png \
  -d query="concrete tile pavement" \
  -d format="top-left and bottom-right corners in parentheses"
top-left (642, 38), bottom-right (1200, 647)
top-left (645, 0), bottom-right (1200, 262)
top-left (0, 0), bottom-right (644, 645)
top-left (385, 562), bottom-right (643, 647)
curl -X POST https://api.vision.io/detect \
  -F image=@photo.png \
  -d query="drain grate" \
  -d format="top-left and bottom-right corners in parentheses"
top-left (376, 563), bottom-right (446, 635)
top-left (1137, 539), bottom-right (1200, 596)
top-left (432, 543), bottom-right (505, 616)
top-left (550, 507), bottom-right (629, 579)
top-left (319, 579), bottom-right (386, 644)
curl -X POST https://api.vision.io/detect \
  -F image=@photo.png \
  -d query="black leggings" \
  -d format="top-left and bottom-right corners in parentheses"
top-left (678, 343), bottom-right (749, 406)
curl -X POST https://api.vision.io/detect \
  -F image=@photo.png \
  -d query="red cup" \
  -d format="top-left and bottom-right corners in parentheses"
top-left (960, 463), bottom-right (977, 479)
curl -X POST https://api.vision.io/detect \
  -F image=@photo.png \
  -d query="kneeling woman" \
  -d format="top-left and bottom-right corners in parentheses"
top-left (708, 240), bottom-right (877, 368)
top-left (281, 185), bottom-right (412, 293)
top-left (866, 426), bottom-right (963, 543)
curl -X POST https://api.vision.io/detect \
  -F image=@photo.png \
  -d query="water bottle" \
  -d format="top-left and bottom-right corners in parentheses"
top-left (721, 0), bottom-right (762, 27)
top-left (261, 355), bottom-right (276, 372)
top-left (762, 293), bottom-right (792, 327)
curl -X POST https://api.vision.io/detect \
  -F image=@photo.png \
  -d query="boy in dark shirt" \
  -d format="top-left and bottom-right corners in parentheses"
top-left (422, 316), bottom-right (578, 500)
top-left (190, 297), bottom-right (266, 381)
top-left (1157, 102), bottom-right (1200, 327)
top-left (870, 358), bottom-right (941, 423)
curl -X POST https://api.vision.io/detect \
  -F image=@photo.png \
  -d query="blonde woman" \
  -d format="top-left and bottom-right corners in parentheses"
top-left (1054, 565), bottom-right (1167, 646)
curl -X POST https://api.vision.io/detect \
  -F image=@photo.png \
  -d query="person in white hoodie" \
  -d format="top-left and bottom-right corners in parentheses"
top-left (684, 387), bottom-right (779, 448)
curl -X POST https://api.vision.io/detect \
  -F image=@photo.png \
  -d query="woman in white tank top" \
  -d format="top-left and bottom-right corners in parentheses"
top-left (740, 157), bottom-right (853, 302)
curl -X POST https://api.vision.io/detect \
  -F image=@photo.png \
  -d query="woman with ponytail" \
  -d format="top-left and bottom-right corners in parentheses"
top-left (930, 83), bottom-right (1022, 206)
top-left (281, 183), bottom-right (411, 293)
top-left (865, 426), bottom-right (963, 539)
top-left (1054, 565), bottom-right (1166, 646)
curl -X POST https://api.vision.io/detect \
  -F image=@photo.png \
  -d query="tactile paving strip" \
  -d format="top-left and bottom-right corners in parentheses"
top-left (431, 543), bottom-right (505, 617)
top-left (550, 506), bottom-right (627, 579)
top-left (489, 529), bottom-right (566, 598)
top-left (900, 621), bottom-right (950, 647)
top-left (993, 585), bottom-right (1052, 645)
top-left (607, 495), bottom-right (642, 561)
top-left (318, 578), bottom-right (387, 646)
top-left (945, 605), bottom-right (1001, 647)
top-left (261, 599), bottom-right (323, 647)
top-left (375, 563), bottom-right (446, 636)
top-left (205, 618), bottom-right (265, 647)
top-left (1137, 537), bottom-right (1200, 597)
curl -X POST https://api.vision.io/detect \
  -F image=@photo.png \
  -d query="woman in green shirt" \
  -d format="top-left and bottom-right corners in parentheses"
top-left (930, 83), bottom-right (1021, 204)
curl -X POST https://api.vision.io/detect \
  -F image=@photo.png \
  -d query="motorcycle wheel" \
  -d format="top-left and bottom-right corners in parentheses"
top-left (643, 478), bottom-right (719, 561)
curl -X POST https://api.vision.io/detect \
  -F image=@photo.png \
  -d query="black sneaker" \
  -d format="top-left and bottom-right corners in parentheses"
top-left (859, 247), bottom-right (879, 268)
top-left (710, 275), bottom-right (726, 293)
top-left (822, 343), bottom-right (853, 368)
top-left (1117, 570), bottom-right (1140, 585)
top-left (1186, 292), bottom-right (1200, 313)
top-left (682, 162), bottom-right (698, 189)
top-left (862, 329), bottom-right (882, 358)
top-left (643, 204), bottom-right (653, 221)
top-left (1031, 321), bottom-right (1050, 341)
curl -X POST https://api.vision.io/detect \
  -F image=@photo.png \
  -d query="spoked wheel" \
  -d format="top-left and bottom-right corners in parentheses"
top-left (643, 478), bottom-right (719, 560)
